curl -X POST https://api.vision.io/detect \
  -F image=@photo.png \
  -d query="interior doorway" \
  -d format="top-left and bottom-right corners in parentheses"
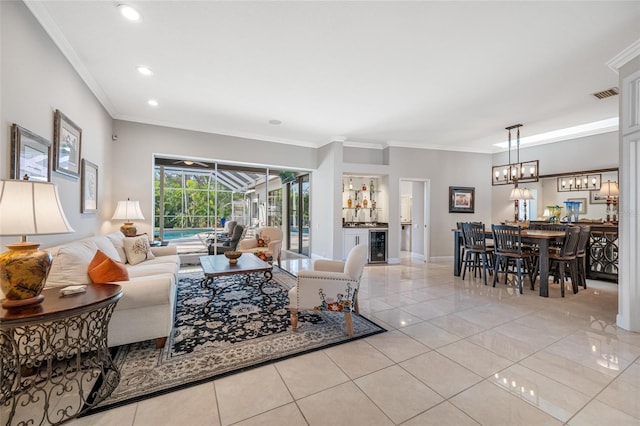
top-left (399, 179), bottom-right (430, 262)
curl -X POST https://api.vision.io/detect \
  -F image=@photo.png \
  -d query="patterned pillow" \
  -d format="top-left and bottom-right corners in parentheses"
top-left (88, 250), bottom-right (129, 283)
top-left (123, 235), bottom-right (155, 265)
top-left (257, 234), bottom-right (270, 247)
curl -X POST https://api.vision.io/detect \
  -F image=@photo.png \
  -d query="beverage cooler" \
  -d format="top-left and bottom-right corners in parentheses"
top-left (368, 229), bottom-right (387, 263)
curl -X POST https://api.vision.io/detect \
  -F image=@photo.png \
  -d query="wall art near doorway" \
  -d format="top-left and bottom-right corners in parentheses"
top-left (449, 186), bottom-right (475, 213)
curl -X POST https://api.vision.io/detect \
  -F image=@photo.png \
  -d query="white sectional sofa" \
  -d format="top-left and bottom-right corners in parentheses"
top-left (43, 231), bottom-right (179, 348)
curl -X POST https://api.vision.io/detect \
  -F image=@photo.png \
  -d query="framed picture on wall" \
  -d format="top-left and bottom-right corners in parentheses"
top-left (567, 198), bottom-right (587, 214)
top-left (10, 124), bottom-right (51, 182)
top-left (81, 159), bottom-right (98, 213)
top-left (449, 186), bottom-right (475, 213)
top-left (590, 190), bottom-right (607, 204)
top-left (53, 109), bottom-right (82, 178)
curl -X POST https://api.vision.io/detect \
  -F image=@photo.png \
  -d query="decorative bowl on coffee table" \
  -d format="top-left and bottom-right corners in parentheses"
top-left (224, 251), bottom-right (242, 264)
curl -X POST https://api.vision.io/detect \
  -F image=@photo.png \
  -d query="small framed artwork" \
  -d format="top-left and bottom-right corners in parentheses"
top-left (10, 124), bottom-right (52, 182)
top-left (567, 198), bottom-right (587, 214)
top-left (53, 109), bottom-right (82, 178)
top-left (81, 159), bottom-right (98, 213)
top-left (590, 190), bottom-right (607, 205)
top-left (449, 186), bottom-right (475, 213)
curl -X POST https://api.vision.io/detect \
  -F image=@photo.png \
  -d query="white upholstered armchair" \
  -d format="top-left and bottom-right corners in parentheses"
top-left (238, 226), bottom-right (283, 267)
top-left (288, 244), bottom-right (368, 337)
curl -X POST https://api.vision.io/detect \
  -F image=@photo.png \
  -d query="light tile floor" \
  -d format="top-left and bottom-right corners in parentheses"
top-left (70, 255), bottom-right (640, 426)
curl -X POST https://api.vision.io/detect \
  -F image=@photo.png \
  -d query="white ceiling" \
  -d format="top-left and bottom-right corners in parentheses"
top-left (25, 1), bottom-right (640, 153)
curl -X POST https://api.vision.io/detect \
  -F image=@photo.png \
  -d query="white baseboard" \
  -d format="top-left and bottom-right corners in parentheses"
top-left (429, 255), bottom-right (454, 263)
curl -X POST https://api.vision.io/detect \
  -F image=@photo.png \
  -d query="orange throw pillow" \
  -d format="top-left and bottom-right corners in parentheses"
top-left (88, 250), bottom-right (129, 283)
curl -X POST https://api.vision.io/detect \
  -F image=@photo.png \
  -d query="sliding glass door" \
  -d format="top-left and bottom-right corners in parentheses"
top-left (287, 174), bottom-right (310, 256)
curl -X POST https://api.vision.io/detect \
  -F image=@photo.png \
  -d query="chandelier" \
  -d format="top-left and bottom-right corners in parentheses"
top-left (491, 124), bottom-right (539, 186)
top-left (557, 173), bottom-right (601, 192)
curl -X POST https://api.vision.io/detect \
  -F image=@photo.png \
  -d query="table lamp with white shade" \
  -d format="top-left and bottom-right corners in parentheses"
top-left (599, 180), bottom-right (619, 224)
top-left (0, 179), bottom-right (75, 308)
top-left (112, 198), bottom-right (144, 237)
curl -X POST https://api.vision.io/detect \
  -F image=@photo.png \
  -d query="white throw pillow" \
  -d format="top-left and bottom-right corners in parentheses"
top-left (93, 235), bottom-right (122, 261)
top-left (105, 231), bottom-right (127, 263)
top-left (123, 235), bottom-right (155, 265)
top-left (46, 239), bottom-right (98, 287)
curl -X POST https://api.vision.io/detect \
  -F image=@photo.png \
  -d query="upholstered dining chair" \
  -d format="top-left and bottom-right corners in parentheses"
top-left (289, 244), bottom-right (368, 337)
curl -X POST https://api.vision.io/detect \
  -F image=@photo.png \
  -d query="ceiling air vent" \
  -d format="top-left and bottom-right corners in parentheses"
top-left (592, 87), bottom-right (619, 99)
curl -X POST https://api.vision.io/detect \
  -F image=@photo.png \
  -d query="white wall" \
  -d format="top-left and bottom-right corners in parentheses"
top-left (0, 1), bottom-right (114, 249)
top-left (386, 147), bottom-right (493, 261)
top-left (312, 142), bottom-right (343, 259)
top-left (111, 120), bottom-right (318, 237)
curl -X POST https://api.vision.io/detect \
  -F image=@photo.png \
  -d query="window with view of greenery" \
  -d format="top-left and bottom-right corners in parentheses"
top-left (153, 163), bottom-right (305, 254)
top-left (154, 168), bottom-right (235, 230)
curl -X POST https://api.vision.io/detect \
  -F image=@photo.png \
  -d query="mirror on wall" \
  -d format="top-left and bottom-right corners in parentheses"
top-left (522, 168), bottom-right (618, 222)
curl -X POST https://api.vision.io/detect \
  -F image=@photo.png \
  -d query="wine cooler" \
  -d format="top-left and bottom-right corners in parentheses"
top-left (368, 229), bottom-right (387, 263)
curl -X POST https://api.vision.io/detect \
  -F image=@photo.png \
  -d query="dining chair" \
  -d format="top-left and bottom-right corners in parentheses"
top-left (456, 222), bottom-right (466, 275)
top-left (548, 225), bottom-right (581, 297)
top-left (491, 224), bottom-right (536, 294)
top-left (574, 225), bottom-right (592, 289)
top-left (460, 222), bottom-right (494, 286)
top-left (527, 223), bottom-right (568, 269)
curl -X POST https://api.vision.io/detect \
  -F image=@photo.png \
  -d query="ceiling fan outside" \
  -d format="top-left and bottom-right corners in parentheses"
top-left (173, 160), bottom-right (209, 168)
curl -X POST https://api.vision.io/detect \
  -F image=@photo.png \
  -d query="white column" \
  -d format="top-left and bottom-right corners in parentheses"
top-left (612, 45), bottom-right (640, 330)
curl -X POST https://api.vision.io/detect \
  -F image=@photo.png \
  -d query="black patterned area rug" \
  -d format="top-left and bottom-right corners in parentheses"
top-left (88, 268), bottom-right (385, 414)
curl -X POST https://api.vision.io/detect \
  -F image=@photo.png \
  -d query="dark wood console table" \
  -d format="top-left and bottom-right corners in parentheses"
top-left (0, 284), bottom-right (122, 425)
top-left (526, 222), bottom-right (619, 283)
top-left (585, 225), bottom-right (618, 283)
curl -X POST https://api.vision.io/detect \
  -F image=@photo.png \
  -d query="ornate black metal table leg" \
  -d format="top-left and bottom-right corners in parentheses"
top-left (200, 276), bottom-right (216, 314)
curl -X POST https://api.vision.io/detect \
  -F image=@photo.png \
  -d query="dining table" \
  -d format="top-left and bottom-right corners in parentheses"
top-left (453, 227), bottom-right (567, 297)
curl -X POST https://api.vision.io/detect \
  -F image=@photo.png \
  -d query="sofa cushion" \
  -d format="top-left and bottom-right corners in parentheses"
top-left (123, 235), bottom-right (155, 265)
top-left (105, 231), bottom-right (127, 263)
top-left (46, 239), bottom-right (98, 287)
top-left (126, 261), bottom-right (180, 278)
top-left (93, 235), bottom-right (122, 262)
top-left (112, 273), bottom-right (175, 310)
top-left (88, 250), bottom-right (129, 283)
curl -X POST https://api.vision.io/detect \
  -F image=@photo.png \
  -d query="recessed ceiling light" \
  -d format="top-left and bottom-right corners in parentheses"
top-left (269, 119), bottom-right (282, 125)
top-left (137, 66), bottom-right (153, 76)
top-left (147, 99), bottom-right (158, 107)
top-left (118, 4), bottom-right (141, 21)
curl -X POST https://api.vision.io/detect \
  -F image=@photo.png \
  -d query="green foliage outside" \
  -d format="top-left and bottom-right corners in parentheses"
top-left (154, 168), bottom-right (236, 230)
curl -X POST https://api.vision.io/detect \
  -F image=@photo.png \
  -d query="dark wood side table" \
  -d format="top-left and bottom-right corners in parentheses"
top-left (0, 284), bottom-right (122, 425)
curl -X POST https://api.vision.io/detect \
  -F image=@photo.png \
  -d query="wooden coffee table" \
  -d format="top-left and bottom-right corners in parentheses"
top-left (199, 254), bottom-right (274, 313)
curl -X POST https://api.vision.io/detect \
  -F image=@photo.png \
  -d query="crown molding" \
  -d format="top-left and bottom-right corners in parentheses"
top-left (607, 38), bottom-right (640, 73)
top-left (24, 1), bottom-right (116, 116)
top-left (114, 114), bottom-right (319, 148)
